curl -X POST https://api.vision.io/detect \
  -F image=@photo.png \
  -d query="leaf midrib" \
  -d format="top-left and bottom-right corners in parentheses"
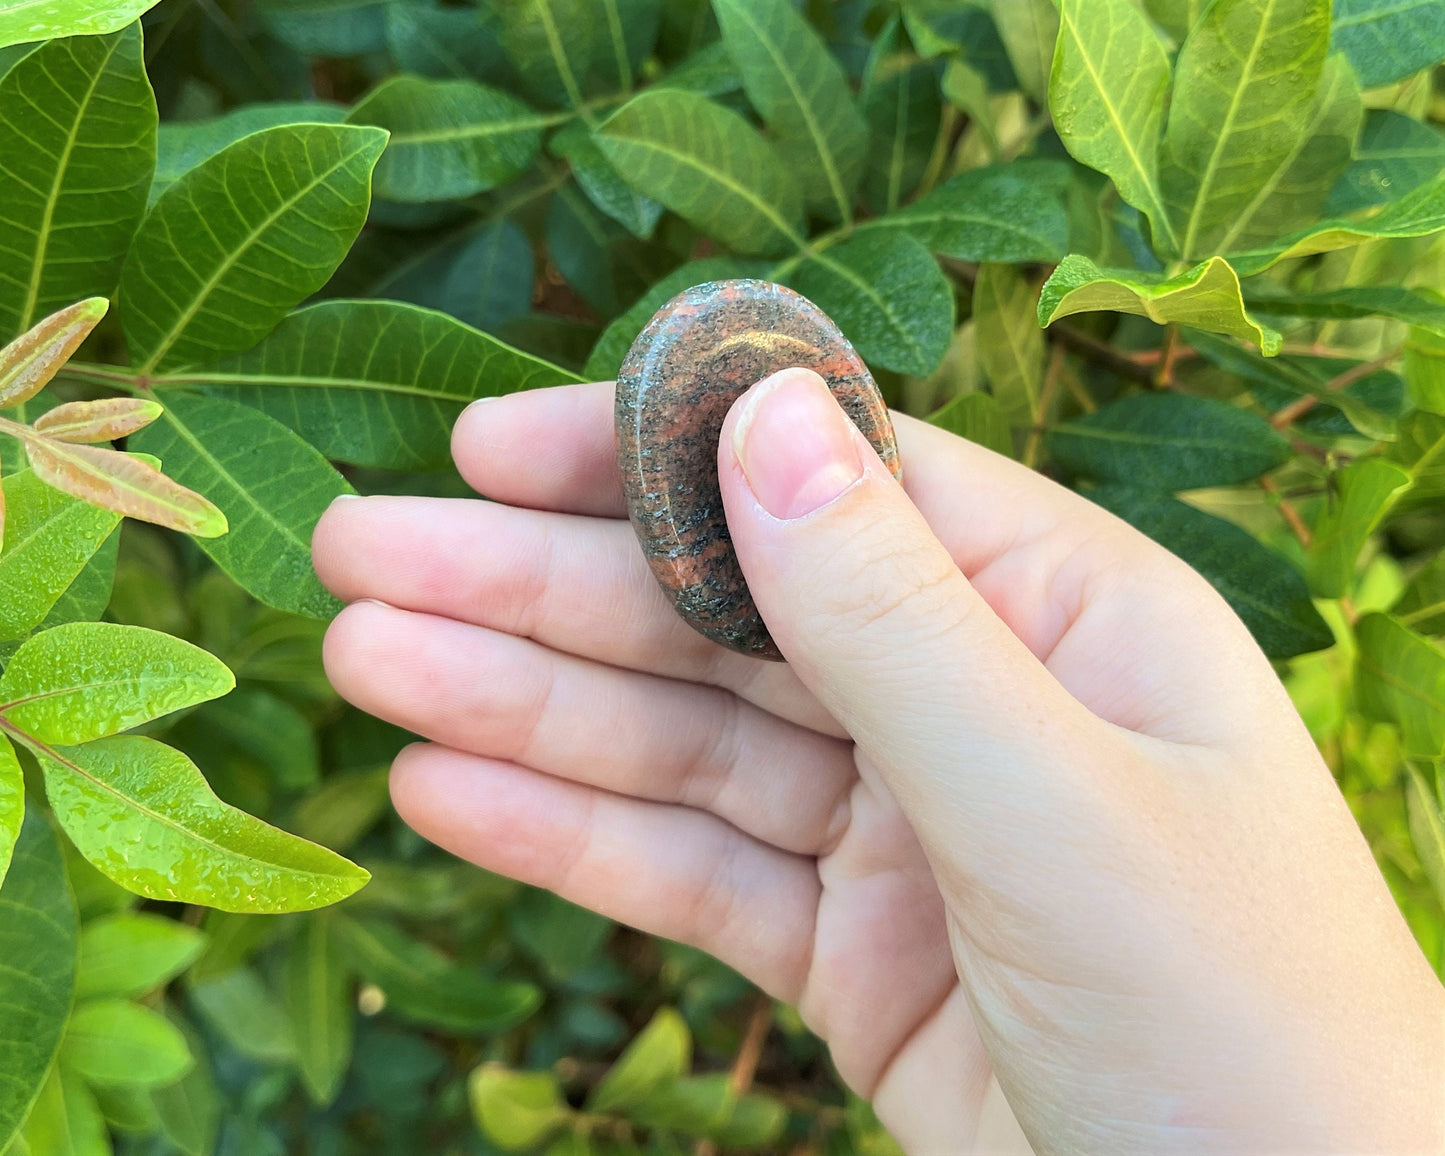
top-left (724, 0), bottom-right (853, 223)
top-left (1177, 0), bottom-right (1279, 259)
top-left (137, 132), bottom-right (374, 375)
top-left (3, 727), bottom-right (352, 886)
top-left (600, 129), bottom-right (804, 251)
top-left (16, 35), bottom-right (123, 332)
top-left (1058, 4), bottom-right (1175, 252)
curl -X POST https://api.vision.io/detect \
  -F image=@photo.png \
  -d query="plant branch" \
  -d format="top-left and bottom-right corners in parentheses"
top-left (1023, 344), bottom-right (1065, 469)
top-left (1260, 476), bottom-right (1311, 549)
top-left (1269, 348), bottom-right (1401, 430)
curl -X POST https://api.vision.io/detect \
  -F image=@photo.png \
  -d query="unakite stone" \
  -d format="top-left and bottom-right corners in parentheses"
top-left (616, 279), bottom-right (901, 660)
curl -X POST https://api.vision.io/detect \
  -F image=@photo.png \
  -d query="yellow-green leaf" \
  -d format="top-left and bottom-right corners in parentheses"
top-left (1405, 761), bottom-right (1445, 909)
top-left (973, 264), bottom-right (1043, 423)
top-left (469, 1066), bottom-right (569, 1152)
top-left (1159, 0), bottom-right (1331, 260)
top-left (1307, 458), bottom-right (1412, 599)
top-left (284, 915), bottom-right (352, 1106)
top-left (1051, 0), bottom-right (1176, 253)
top-left (1038, 254), bottom-right (1282, 354)
top-left (76, 913), bottom-right (206, 1000)
top-left (587, 1007), bottom-right (691, 1113)
top-left (1356, 612), bottom-right (1445, 757)
top-left (0, 736), bottom-right (18, 890)
top-left (0, 621), bottom-right (233, 744)
top-left (38, 735), bottom-right (370, 913)
top-left (62, 1000), bottom-right (192, 1088)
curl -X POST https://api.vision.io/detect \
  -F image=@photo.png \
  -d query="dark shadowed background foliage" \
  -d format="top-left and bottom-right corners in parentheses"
top-left (1, 0), bottom-right (1444, 1152)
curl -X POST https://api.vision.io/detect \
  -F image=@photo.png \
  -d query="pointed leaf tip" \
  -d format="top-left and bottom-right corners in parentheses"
top-left (0, 297), bottom-right (111, 408)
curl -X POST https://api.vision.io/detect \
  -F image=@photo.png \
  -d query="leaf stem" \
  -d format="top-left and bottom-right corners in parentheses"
top-left (1260, 475), bottom-right (1312, 549)
top-left (1269, 347), bottom-right (1401, 430)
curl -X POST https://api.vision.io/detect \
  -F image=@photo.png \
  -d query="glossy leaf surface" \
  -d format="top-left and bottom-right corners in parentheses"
top-left (40, 735), bottom-right (370, 912)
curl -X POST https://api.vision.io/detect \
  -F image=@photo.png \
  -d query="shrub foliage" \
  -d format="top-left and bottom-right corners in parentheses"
top-left (0, 0), bottom-right (1443, 1152)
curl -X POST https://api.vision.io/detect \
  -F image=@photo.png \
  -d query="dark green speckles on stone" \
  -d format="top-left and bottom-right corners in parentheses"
top-left (616, 279), bottom-right (901, 661)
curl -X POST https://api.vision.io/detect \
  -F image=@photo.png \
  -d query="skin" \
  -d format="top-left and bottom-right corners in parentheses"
top-left (313, 370), bottom-right (1445, 1155)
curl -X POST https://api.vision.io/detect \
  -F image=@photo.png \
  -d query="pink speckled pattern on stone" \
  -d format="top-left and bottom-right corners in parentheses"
top-left (616, 279), bottom-right (901, 660)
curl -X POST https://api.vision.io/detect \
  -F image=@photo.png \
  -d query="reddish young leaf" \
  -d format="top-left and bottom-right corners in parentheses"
top-left (21, 435), bottom-right (227, 538)
top-left (0, 298), bottom-right (109, 408)
top-left (32, 398), bottom-right (163, 443)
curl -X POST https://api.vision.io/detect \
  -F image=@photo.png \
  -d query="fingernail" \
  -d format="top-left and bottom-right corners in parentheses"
top-left (464, 396), bottom-right (500, 413)
top-left (330, 493), bottom-right (360, 503)
top-left (731, 368), bottom-right (864, 520)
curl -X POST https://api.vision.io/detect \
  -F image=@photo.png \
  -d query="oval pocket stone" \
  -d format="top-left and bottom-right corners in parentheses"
top-left (616, 279), bottom-right (901, 661)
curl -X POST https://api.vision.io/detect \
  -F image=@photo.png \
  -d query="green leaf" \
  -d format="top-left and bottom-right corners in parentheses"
top-left (713, 0), bottom-right (868, 221)
top-left (1325, 109), bottom-right (1445, 217)
top-left (587, 1008), bottom-right (691, 1113)
top-left (385, 0), bottom-right (511, 81)
top-left (91, 1082), bottom-right (157, 1134)
top-left (1050, 0), bottom-right (1175, 253)
top-left (786, 230), bottom-right (954, 376)
top-left (1088, 485), bottom-right (1333, 658)
top-left (989, 0), bottom-right (1058, 103)
top-left (0, 470), bottom-right (119, 642)
top-left (1406, 320), bottom-right (1445, 411)
top-left (176, 686), bottom-right (318, 792)
top-left (551, 122), bottom-right (663, 239)
top-left (118, 123), bottom-right (387, 373)
top-left (1397, 554), bottom-right (1445, 634)
top-left (1039, 255), bottom-right (1282, 355)
top-left (861, 159), bottom-right (1070, 263)
top-left (1245, 285), bottom-right (1445, 335)
top-left (187, 966), bottom-right (295, 1063)
top-left (1391, 411), bottom-right (1445, 508)
top-left (861, 19), bottom-right (943, 215)
top-left (1212, 53), bottom-right (1362, 256)
top-left (62, 1000), bottom-right (192, 1088)
top-left (1186, 330), bottom-right (1400, 440)
top-left (0, 0), bottom-right (158, 50)
top-left (596, 88), bottom-right (805, 256)
top-left (33, 529), bottom-right (118, 635)
top-left (582, 256), bottom-right (769, 380)
top-left (495, 0), bottom-right (600, 107)
top-left (38, 735), bottom-right (370, 913)
top-left (1159, 0), bottom-right (1331, 260)
top-left (0, 737), bottom-right (19, 889)
top-left (1356, 613), bottom-right (1445, 756)
top-left (188, 300), bottom-right (578, 472)
top-left (291, 767), bottom-right (390, 854)
top-left (0, 812), bottom-right (76, 1153)
top-left (1405, 761), bottom-right (1445, 909)
top-left (927, 392), bottom-right (1013, 457)
top-left (0, 26), bottom-right (156, 339)
top-left (152, 102), bottom-right (348, 203)
top-left (149, 1014), bottom-right (218, 1156)
top-left (1307, 458), bottom-right (1412, 598)
top-left (1049, 393), bottom-right (1290, 490)
top-left (18, 1067), bottom-right (105, 1156)
top-left (629, 1074), bottom-right (787, 1147)
top-left (285, 915), bottom-right (352, 1106)
top-left (333, 915), bottom-right (543, 1033)
top-left (373, 219), bottom-right (536, 331)
top-left (1228, 171), bottom-right (1445, 274)
top-left (347, 75), bottom-right (547, 203)
top-left (469, 1066), bottom-right (569, 1152)
top-left (0, 622), bottom-right (233, 744)
top-left (973, 264), bottom-right (1043, 423)
top-left (76, 913), bottom-right (207, 1000)
top-left (130, 391), bottom-right (352, 619)
top-left (658, 40), bottom-right (744, 97)
top-left (256, 0), bottom-right (388, 56)
top-left (1331, 0), bottom-right (1445, 87)
top-left (509, 889), bottom-right (612, 981)
top-left (1144, 0), bottom-right (1209, 40)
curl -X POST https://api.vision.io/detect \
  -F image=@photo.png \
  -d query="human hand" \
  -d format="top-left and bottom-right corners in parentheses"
top-left (312, 369), bottom-right (1445, 1154)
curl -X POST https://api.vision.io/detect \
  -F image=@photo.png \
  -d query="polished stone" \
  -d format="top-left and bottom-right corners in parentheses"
top-left (616, 279), bottom-right (901, 660)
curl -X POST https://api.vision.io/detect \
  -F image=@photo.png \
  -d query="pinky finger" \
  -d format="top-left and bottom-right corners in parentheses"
top-left (389, 744), bottom-right (821, 1002)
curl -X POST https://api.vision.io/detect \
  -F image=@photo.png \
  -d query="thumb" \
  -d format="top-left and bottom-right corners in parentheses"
top-left (718, 368), bottom-right (1117, 867)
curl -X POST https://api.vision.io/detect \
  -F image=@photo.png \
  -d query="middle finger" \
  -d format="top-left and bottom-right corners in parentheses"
top-left (323, 599), bottom-right (857, 855)
top-left (312, 493), bottom-right (844, 736)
